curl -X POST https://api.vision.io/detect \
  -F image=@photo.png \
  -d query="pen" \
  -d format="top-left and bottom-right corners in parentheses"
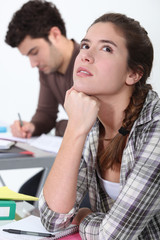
top-left (18, 113), bottom-right (23, 127)
top-left (3, 229), bottom-right (55, 237)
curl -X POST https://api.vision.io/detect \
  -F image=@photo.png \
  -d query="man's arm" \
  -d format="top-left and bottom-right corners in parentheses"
top-left (31, 73), bottom-right (59, 136)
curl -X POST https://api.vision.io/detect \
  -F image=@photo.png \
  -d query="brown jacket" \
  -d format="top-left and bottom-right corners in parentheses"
top-left (31, 40), bottom-right (79, 136)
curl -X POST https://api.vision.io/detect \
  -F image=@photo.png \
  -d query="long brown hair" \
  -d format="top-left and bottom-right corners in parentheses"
top-left (91, 13), bottom-right (153, 171)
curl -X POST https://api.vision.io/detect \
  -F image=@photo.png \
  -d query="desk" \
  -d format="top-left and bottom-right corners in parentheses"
top-left (0, 142), bottom-right (56, 207)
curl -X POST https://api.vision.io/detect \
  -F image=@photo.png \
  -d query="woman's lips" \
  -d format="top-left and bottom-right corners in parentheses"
top-left (77, 67), bottom-right (93, 77)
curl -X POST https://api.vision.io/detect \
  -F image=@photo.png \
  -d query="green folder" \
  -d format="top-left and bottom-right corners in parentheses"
top-left (0, 200), bottom-right (16, 220)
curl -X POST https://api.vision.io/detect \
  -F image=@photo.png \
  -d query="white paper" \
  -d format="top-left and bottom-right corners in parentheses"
top-left (0, 215), bottom-right (49, 240)
top-left (0, 140), bottom-right (15, 150)
top-left (0, 133), bottom-right (62, 153)
top-left (29, 134), bottom-right (62, 153)
top-left (0, 215), bottom-right (78, 240)
top-left (0, 133), bottom-right (30, 143)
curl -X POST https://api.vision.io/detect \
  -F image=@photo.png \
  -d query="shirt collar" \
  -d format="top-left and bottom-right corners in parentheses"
top-left (133, 90), bottom-right (160, 127)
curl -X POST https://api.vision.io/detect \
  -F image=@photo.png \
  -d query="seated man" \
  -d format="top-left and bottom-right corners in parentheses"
top-left (5, 0), bottom-right (80, 201)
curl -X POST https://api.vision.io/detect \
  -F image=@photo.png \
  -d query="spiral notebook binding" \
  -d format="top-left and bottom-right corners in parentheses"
top-left (41, 225), bottom-right (79, 240)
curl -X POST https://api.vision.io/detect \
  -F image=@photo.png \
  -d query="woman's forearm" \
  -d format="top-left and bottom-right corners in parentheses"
top-left (43, 89), bottom-right (99, 213)
top-left (43, 123), bottom-right (87, 213)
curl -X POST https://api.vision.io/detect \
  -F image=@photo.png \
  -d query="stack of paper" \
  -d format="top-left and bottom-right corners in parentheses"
top-left (0, 133), bottom-right (62, 153)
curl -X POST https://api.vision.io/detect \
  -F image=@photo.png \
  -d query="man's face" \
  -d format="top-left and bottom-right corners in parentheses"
top-left (18, 35), bottom-right (63, 74)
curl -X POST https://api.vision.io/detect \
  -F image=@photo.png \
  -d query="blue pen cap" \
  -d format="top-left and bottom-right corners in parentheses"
top-left (0, 126), bottom-right (7, 133)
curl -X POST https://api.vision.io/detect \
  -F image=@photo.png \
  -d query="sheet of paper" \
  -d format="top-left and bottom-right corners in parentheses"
top-left (0, 215), bottom-right (80, 240)
top-left (0, 133), bottom-right (62, 153)
top-left (0, 133), bottom-right (32, 144)
top-left (0, 187), bottom-right (38, 201)
top-left (0, 215), bottom-right (47, 240)
top-left (29, 134), bottom-right (62, 153)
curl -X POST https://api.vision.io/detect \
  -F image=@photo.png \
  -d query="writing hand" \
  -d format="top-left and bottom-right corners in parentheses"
top-left (10, 121), bottom-right (35, 138)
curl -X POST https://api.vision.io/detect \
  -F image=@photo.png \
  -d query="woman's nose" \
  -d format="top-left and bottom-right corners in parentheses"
top-left (81, 51), bottom-right (94, 64)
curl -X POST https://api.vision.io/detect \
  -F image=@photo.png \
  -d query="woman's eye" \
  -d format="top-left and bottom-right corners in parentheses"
top-left (80, 43), bottom-right (89, 50)
top-left (103, 46), bottom-right (112, 53)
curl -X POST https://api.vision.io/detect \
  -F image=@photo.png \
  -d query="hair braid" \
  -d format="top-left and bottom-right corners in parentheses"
top-left (98, 84), bottom-right (152, 171)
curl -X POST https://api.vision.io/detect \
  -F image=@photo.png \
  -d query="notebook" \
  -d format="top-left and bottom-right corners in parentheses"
top-left (0, 215), bottom-right (80, 240)
top-left (41, 225), bottom-right (80, 240)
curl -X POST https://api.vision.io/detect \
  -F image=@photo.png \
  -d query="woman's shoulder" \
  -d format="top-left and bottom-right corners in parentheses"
top-left (138, 90), bottom-right (160, 124)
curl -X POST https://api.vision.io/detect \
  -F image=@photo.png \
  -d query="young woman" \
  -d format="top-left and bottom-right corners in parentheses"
top-left (39, 13), bottom-right (160, 239)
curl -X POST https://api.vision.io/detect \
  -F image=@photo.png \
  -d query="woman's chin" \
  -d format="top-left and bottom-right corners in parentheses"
top-left (73, 82), bottom-right (94, 95)
top-left (73, 83), bottom-right (82, 92)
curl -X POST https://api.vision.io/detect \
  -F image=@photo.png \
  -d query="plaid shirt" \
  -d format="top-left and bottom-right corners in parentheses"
top-left (39, 90), bottom-right (160, 240)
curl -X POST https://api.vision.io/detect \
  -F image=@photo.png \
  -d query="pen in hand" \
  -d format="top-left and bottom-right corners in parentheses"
top-left (18, 113), bottom-right (23, 127)
top-left (3, 229), bottom-right (55, 238)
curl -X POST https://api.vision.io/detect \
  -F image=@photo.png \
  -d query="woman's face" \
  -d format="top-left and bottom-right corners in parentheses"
top-left (73, 22), bottom-right (133, 98)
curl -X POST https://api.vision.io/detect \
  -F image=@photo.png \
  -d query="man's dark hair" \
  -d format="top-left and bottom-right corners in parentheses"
top-left (5, 0), bottom-right (66, 47)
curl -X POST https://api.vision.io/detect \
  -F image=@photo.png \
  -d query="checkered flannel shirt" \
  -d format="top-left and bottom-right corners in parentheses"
top-left (39, 90), bottom-right (160, 239)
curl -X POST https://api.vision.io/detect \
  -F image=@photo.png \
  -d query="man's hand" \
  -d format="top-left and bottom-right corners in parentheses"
top-left (10, 120), bottom-right (35, 138)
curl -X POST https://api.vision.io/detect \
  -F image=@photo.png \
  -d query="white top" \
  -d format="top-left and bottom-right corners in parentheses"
top-left (97, 169), bottom-right (120, 200)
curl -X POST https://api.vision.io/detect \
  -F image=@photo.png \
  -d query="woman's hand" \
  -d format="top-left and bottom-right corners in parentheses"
top-left (64, 88), bottom-right (100, 136)
top-left (43, 88), bottom-right (99, 213)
